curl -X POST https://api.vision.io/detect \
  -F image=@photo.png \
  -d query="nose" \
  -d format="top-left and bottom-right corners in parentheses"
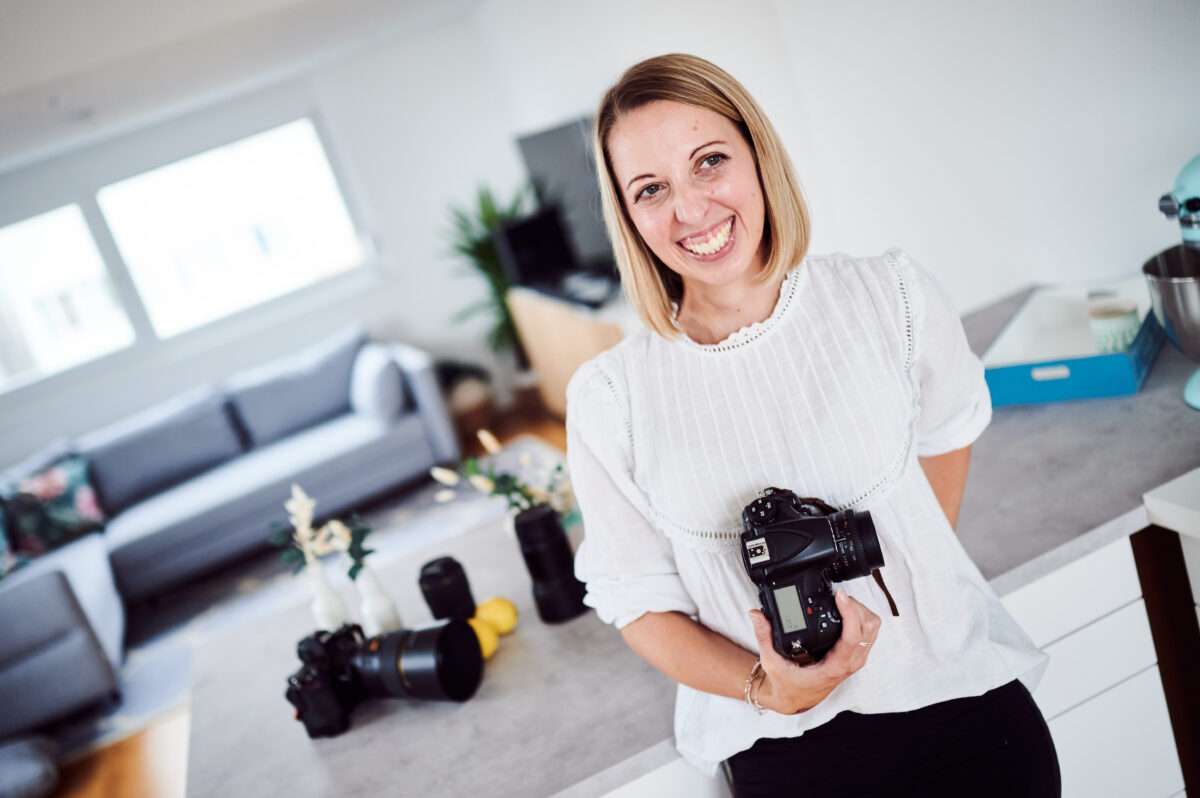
top-left (673, 182), bottom-right (708, 226)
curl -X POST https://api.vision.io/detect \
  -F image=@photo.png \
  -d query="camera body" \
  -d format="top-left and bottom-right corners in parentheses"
top-left (285, 624), bottom-right (369, 738)
top-left (740, 488), bottom-right (884, 663)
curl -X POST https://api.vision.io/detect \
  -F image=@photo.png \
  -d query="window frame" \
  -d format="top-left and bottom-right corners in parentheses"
top-left (0, 78), bottom-right (380, 400)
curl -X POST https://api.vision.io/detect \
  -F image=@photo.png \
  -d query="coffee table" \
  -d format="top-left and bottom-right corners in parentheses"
top-left (185, 515), bottom-right (676, 798)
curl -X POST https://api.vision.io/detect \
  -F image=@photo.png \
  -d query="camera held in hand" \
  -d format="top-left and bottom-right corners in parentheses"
top-left (740, 488), bottom-right (885, 663)
top-left (284, 621), bottom-right (483, 738)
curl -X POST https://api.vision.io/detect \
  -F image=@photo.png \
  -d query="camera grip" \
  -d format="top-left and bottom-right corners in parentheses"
top-left (759, 569), bottom-right (842, 662)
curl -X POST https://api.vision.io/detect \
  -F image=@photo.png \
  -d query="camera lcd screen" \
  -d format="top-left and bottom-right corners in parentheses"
top-left (773, 586), bottom-right (807, 633)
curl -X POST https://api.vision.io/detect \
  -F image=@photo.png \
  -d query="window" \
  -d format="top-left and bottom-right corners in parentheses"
top-left (0, 205), bottom-right (135, 390)
top-left (96, 118), bottom-right (365, 338)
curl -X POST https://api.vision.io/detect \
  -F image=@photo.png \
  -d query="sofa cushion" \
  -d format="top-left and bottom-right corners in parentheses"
top-left (1, 456), bottom-right (105, 564)
top-left (76, 386), bottom-right (245, 516)
top-left (226, 326), bottom-right (365, 448)
top-left (104, 411), bottom-right (433, 602)
top-left (350, 343), bottom-right (408, 420)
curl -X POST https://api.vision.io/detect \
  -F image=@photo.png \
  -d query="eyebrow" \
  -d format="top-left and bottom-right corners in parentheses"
top-left (623, 140), bottom-right (728, 192)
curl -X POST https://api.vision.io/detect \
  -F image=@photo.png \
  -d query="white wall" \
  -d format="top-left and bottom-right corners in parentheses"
top-left (469, 0), bottom-right (835, 251)
top-left (2, 0), bottom-right (1197, 467)
top-left (770, 0), bottom-right (1200, 310)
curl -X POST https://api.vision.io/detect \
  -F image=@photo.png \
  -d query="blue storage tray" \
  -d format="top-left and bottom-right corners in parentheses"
top-left (982, 277), bottom-right (1166, 406)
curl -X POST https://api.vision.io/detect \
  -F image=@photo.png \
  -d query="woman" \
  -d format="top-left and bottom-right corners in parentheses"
top-left (564, 53), bottom-right (1061, 797)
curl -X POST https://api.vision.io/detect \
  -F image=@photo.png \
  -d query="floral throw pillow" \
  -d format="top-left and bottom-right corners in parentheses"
top-left (0, 504), bottom-right (31, 579)
top-left (2, 455), bottom-right (106, 563)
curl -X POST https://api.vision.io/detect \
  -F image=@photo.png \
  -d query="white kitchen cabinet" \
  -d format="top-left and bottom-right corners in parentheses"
top-left (599, 758), bottom-right (732, 798)
top-left (1048, 666), bottom-right (1183, 798)
top-left (1001, 536), bottom-right (1185, 798)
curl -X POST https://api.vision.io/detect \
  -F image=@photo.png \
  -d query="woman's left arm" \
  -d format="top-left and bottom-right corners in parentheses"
top-left (918, 444), bottom-right (972, 530)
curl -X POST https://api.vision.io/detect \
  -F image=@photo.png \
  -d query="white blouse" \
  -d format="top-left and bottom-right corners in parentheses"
top-left (564, 248), bottom-right (1048, 776)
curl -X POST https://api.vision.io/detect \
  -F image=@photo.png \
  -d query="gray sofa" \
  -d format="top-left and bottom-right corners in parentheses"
top-left (0, 327), bottom-right (459, 740)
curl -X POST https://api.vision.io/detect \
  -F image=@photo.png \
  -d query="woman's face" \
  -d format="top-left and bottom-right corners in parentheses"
top-left (607, 100), bottom-right (767, 293)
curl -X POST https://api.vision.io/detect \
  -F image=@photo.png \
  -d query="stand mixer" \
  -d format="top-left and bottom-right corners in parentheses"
top-left (1145, 152), bottom-right (1200, 409)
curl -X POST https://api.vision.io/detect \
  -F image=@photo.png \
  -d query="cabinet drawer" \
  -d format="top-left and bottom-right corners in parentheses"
top-left (1048, 666), bottom-right (1184, 798)
top-left (1002, 536), bottom-right (1142, 647)
top-left (1031, 598), bottom-right (1156, 720)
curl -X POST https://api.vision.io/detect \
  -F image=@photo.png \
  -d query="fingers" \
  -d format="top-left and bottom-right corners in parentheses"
top-left (822, 590), bottom-right (882, 676)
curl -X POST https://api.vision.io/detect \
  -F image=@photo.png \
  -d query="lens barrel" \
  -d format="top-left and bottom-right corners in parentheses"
top-left (352, 620), bottom-right (483, 702)
top-left (419, 556), bottom-right (477, 621)
top-left (830, 509), bottom-right (885, 581)
top-left (513, 504), bottom-right (587, 623)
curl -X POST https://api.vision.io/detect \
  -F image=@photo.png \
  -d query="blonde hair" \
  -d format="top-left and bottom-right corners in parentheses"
top-left (593, 53), bottom-right (812, 339)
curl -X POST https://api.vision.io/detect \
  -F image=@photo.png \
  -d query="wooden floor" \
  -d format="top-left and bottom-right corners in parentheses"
top-left (55, 405), bottom-right (566, 798)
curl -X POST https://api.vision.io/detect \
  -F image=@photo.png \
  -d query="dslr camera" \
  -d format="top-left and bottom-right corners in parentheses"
top-left (284, 621), bottom-right (482, 738)
top-left (740, 488), bottom-right (884, 663)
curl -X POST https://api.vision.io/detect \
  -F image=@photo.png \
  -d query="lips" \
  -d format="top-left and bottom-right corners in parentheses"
top-left (677, 216), bottom-right (735, 258)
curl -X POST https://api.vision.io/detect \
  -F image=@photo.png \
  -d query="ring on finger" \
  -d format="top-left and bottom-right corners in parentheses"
top-left (858, 641), bottom-right (871, 647)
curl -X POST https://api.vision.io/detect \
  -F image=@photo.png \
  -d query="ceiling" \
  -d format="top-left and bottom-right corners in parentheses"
top-left (0, 0), bottom-right (477, 172)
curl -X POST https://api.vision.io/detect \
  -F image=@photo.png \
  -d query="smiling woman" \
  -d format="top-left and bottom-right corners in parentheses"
top-left (568, 53), bottom-right (1062, 798)
top-left (592, 54), bottom-right (809, 343)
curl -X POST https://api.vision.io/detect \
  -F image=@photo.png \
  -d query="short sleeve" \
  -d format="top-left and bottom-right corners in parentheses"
top-left (565, 360), bottom-right (698, 629)
top-left (903, 252), bottom-right (993, 457)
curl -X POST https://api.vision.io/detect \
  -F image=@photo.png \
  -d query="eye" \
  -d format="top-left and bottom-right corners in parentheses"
top-left (635, 183), bottom-right (664, 202)
top-left (699, 153), bottom-right (727, 170)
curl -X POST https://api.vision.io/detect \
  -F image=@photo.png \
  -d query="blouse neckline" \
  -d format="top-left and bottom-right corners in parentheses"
top-left (668, 262), bottom-right (803, 353)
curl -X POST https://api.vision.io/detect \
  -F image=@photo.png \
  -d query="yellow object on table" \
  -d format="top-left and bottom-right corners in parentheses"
top-left (475, 597), bottom-right (519, 635)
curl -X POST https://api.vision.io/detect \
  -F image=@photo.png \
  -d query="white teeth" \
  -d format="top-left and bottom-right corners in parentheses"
top-left (681, 219), bottom-right (732, 255)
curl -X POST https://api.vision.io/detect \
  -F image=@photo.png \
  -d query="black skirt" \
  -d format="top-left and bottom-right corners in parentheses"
top-left (726, 679), bottom-right (1061, 798)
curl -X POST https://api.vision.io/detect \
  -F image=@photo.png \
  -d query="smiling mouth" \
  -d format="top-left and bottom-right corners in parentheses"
top-left (677, 217), bottom-right (735, 257)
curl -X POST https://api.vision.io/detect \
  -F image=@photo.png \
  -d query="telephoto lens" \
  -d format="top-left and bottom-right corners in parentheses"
top-left (353, 620), bottom-right (484, 702)
top-left (512, 504), bottom-right (587, 623)
top-left (419, 556), bottom-right (477, 621)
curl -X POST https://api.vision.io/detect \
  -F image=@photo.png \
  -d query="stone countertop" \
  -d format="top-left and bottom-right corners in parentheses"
top-left (958, 287), bottom-right (1200, 596)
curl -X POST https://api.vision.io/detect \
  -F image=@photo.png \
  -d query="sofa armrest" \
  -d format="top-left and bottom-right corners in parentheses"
top-left (0, 571), bottom-right (91, 658)
top-left (0, 571), bottom-right (119, 738)
top-left (389, 343), bottom-right (460, 464)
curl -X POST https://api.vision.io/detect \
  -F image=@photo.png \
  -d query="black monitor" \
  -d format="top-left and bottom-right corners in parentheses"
top-left (493, 207), bottom-right (577, 288)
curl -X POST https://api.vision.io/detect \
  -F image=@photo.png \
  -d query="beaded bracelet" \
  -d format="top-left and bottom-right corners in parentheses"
top-left (743, 660), bottom-right (766, 715)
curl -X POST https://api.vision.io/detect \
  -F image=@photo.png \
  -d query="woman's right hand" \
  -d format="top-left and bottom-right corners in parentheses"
top-left (750, 589), bottom-right (882, 715)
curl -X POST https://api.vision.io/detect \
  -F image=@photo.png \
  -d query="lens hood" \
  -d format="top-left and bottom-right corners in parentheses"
top-left (354, 619), bottom-right (483, 702)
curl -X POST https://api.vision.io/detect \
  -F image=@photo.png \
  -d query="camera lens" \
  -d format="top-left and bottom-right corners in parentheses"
top-left (513, 504), bottom-right (587, 623)
top-left (419, 556), bottom-right (477, 621)
top-left (830, 509), bottom-right (885, 580)
top-left (352, 620), bottom-right (483, 702)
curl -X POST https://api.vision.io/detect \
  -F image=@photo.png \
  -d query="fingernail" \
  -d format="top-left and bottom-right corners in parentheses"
top-left (836, 589), bottom-right (847, 601)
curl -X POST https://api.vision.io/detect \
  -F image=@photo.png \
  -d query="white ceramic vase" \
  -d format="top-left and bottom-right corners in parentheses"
top-left (307, 558), bottom-right (348, 631)
top-left (355, 563), bottom-right (402, 636)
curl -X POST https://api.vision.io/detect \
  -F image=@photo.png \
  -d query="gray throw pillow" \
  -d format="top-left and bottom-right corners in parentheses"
top-left (76, 386), bottom-right (244, 516)
top-left (226, 325), bottom-right (365, 448)
top-left (350, 343), bottom-right (408, 420)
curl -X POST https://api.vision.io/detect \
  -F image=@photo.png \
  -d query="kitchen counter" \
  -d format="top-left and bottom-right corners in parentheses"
top-left (957, 287), bottom-right (1200, 596)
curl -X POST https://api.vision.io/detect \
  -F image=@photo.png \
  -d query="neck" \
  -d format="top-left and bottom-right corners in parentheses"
top-left (675, 269), bottom-right (785, 345)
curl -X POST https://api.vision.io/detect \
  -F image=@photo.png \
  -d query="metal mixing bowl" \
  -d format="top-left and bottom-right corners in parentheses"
top-left (1142, 244), bottom-right (1200, 360)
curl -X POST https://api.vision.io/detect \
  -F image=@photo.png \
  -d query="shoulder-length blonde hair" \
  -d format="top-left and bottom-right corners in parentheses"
top-left (593, 53), bottom-right (812, 340)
